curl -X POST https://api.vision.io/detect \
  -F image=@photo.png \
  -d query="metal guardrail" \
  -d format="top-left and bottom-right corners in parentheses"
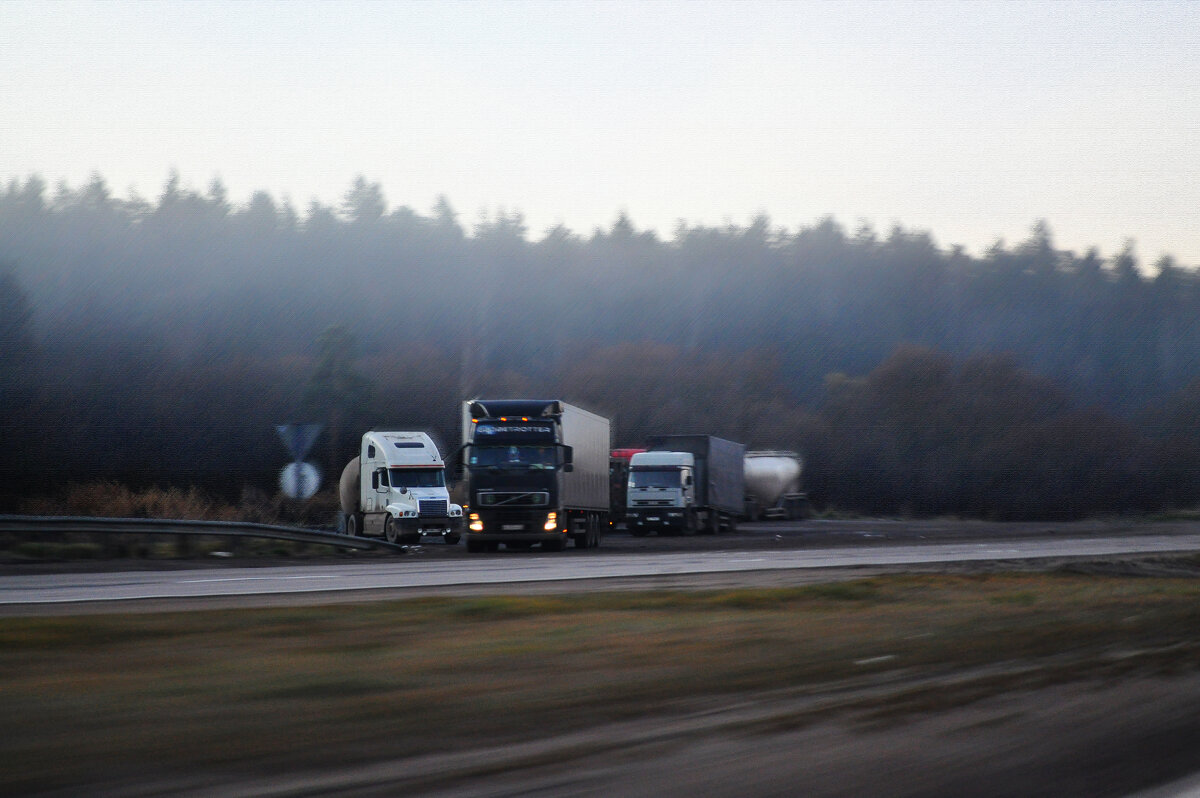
top-left (0, 515), bottom-right (409, 553)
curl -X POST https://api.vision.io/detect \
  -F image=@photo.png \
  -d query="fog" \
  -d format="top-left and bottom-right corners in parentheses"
top-left (3, 172), bottom-right (1200, 518)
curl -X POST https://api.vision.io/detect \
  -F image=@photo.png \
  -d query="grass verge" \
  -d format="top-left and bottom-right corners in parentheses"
top-left (2, 573), bottom-right (1200, 793)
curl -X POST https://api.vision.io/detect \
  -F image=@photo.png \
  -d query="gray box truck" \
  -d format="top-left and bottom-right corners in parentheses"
top-left (627, 434), bottom-right (746, 535)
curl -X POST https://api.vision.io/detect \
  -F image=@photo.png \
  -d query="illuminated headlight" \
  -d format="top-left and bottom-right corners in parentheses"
top-left (469, 512), bottom-right (483, 532)
top-left (543, 512), bottom-right (558, 532)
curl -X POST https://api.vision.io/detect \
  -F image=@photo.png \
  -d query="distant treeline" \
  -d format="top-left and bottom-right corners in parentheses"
top-left (3, 172), bottom-right (1200, 519)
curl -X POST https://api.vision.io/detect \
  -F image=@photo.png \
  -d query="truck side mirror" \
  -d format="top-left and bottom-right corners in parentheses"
top-left (560, 445), bottom-right (574, 473)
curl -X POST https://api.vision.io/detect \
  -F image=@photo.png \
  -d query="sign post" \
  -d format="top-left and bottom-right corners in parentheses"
top-left (276, 423), bottom-right (324, 500)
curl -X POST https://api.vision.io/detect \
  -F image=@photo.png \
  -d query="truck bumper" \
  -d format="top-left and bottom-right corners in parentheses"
top-left (400, 517), bottom-right (463, 537)
top-left (466, 510), bottom-right (566, 543)
top-left (628, 509), bottom-right (687, 531)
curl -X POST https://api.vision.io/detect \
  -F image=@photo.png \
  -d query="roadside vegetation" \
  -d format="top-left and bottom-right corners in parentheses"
top-left (1, 482), bottom-right (347, 562)
top-left (17, 481), bottom-right (338, 524)
top-left (3, 572), bottom-right (1200, 793)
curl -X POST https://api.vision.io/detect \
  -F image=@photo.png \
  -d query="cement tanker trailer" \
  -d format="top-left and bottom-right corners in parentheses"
top-left (743, 451), bottom-right (809, 521)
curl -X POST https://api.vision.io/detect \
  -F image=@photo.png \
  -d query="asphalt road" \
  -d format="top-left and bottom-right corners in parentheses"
top-left (5, 519), bottom-right (1200, 608)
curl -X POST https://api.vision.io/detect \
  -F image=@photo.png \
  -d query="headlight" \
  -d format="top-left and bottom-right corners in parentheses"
top-left (544, 512), bottom-right (557, 532)
top-left (469, 512), bottom-right (483, 532)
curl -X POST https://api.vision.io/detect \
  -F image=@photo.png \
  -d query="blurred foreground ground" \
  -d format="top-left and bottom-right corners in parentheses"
top-left (5, 531), bottom-right (1200, 796)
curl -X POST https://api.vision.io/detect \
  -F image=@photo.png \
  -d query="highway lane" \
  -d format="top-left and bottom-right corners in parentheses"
top-left (5, 531), bottom-right (1200, 606)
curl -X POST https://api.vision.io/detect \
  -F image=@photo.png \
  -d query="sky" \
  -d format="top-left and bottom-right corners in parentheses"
top-left (3, 0), bottom-right (1199, 265)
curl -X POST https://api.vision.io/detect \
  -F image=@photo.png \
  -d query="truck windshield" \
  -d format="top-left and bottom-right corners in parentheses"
top-left (629, 469), bottom-right (682, 488)
top-left (389, 468), bottom-right (445, 488)
top-left (469, 446), bottom-right (557, 470)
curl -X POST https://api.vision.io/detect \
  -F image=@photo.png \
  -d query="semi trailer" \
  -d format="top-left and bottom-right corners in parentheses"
top-left (743, 450), bottom-right (809, 520)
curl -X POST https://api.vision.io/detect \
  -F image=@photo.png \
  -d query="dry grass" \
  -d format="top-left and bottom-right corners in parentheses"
top-left (3, 574), bottom-right (1200, 793)
top-left (16, 482), bottom-right (340, 524)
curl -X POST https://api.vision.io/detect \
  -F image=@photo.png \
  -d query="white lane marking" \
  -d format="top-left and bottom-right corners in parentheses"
top-left (181, 575), bottom-right (343, 583)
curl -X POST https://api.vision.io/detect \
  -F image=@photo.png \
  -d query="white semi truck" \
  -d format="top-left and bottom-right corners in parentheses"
top-left (338, 431), bottom-right (464, 544)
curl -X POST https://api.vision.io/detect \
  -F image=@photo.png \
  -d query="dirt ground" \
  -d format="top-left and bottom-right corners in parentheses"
top-left (70, 667), bottom-right (1200, 798)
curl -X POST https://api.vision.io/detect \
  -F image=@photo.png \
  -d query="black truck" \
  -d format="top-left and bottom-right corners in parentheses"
top-left (460, 399), bottom-right (611, 552)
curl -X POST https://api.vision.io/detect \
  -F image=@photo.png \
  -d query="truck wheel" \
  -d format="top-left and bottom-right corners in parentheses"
top-left (705, 512), bottom-right (720, 535)
top-left (684, 510), bottom-right (698, 536)
top-left (345, 513), bottom-right (361, 537)
top-left (445, 534), bottom-right (461, 545)
top-left (466, 538), bottom-right (485, 553)
top-left (725, 515), bottom-right (738, 534)
top-left (384, 516), bottom-right (400, 544)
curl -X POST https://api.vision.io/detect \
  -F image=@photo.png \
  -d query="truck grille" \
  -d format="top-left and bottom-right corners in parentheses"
top-left (633, 499), bottom-right (673, 506)
top-left (419, 499), bottom-right (448, 517)
top-left (477, 491), bottom-right (549, 507)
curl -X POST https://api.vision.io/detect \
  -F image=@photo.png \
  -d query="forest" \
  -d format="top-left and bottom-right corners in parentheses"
top-left (2, 171), bottom-right (1200, 520)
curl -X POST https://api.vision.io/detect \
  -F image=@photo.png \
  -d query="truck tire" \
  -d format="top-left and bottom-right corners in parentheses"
top-left (466, 538), bottom-right (485, 553)
top-left (384, 515), bottom-right (400, 544)
top-left (705, 511), bottom-right (720, 535)
top-left (685, 510), bottom-right (699, 536)
top-left (444, 534), bottom-right (461, 545)
top-left (345, 513), bottom-right (361, 537)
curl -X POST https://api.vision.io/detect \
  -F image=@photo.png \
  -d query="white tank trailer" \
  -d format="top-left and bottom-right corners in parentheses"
top-left (742, 451), bottom-right (809, 521)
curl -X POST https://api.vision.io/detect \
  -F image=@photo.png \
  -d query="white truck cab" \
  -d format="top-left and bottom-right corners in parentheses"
top-left (339, 431), bottom-right (464, 544)
top-left (626, 450), bottom-right (697, 534)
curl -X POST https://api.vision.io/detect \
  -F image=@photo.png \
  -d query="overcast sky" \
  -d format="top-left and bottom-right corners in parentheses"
top-left (4, 0), bottom-right (1198, 265)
